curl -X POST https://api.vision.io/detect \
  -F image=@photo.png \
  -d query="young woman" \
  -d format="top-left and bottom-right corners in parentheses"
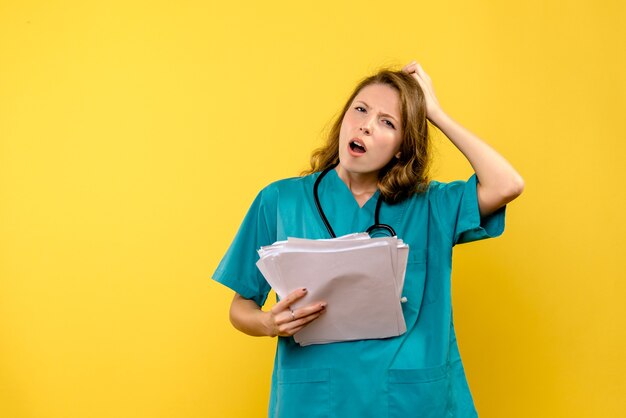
top-left (213, 60), bottom-right (524, 417)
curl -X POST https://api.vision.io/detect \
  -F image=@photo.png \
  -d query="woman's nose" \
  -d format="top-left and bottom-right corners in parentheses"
top-left (360, 118), bottom-right (373, 134)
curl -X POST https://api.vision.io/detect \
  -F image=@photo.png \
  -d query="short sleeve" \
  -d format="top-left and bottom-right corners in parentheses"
top-left (429, 173), bottom-right (506, 246)
top-left (211, 187), bottom-right (277, 307)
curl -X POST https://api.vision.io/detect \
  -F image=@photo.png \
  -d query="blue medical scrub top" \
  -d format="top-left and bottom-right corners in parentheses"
top-left (213, 169), bottom-right (506, 418)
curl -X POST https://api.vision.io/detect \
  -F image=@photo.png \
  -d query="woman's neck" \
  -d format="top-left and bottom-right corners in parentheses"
top-left (334, 165), bottom-right (378, 207)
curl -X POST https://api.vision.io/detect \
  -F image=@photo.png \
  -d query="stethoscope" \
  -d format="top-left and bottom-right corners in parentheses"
top-left (313, 163), bottom-right (397, 238)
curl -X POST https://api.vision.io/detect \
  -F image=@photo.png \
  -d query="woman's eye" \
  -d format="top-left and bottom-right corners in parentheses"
top-left (355, 106), bottom-right (366, 112)
top-left (384, 120), bottom-right (395, 129)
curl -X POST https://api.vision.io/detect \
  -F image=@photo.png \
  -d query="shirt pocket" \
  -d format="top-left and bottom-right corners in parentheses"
top-left (276, 368), bottom-right (330, 418)
top-left (387, 365), bottom-right (449, 418)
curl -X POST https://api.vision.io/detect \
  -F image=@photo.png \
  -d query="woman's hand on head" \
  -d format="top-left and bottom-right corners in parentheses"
top-left (264, 288), bottom-right (327, 338)
top-left (402, 60), bottom-right (444, 122)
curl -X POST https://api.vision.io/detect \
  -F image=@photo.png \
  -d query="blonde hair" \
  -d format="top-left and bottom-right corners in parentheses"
top-left (302, 68), bottom-right (431, 204)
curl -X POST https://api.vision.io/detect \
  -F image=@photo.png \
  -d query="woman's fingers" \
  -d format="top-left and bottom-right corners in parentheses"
top-left (415, 63), bottom-right (431, 82)
top-left (402, 61), bottom-right (426, 90)
top-left (402, 60), bottom-right (418, 74)
top-left (401, 60), bottom-right (442, 118)
top-left (277, 309), bottom-right (326, 336)
top-left (271, 287), bottom-right (308, 314)
top-left (268, 288), bottom-right (327, 336)
top-left (295, 302), bottom-right (327, 318)
top-left (402, 61), bottom-right (431, 87)
top-left (274, 302), bottom-right (327, 325)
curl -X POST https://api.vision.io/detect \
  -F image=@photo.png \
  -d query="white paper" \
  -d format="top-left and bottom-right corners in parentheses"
top-left (256, 233), bottom-right (409, 346)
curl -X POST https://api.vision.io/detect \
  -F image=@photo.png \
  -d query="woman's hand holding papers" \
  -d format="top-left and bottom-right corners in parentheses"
top-left (229, 288), bottom-right (326, 338)
top-left (265, 288), bottom-right (327, 338)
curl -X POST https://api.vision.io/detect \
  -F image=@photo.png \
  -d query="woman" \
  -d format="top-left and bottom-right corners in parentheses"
top-left (213, 60), bottom-right (524, 417)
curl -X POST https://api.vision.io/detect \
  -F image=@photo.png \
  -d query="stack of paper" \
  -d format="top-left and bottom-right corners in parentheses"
top-left (256, 233), bottom-right (409, 346)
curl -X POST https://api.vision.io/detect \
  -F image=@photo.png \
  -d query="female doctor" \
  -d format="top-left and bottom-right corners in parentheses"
top-left (213, 60), bottom-right (524, 417)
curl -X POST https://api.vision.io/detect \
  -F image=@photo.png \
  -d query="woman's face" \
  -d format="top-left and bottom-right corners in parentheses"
top-left (338, 83), bottom-right (403, 178)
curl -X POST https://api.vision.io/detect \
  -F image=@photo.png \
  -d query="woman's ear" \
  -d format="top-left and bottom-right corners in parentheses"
top-left (395, 151), bottom-right (401, 159)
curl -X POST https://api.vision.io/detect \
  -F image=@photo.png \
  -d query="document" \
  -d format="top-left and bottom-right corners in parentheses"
top-left (256, 233), bottom-right (409, 346)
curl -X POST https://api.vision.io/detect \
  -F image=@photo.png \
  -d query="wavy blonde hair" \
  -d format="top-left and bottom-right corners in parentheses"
top-left (302, 68), bottom-right (431, 204)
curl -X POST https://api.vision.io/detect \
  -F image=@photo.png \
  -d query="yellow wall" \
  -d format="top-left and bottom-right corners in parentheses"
top-left (1, 1), bottom-right (624, 417)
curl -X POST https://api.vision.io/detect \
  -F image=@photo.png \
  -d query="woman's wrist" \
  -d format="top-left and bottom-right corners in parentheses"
top-left (230, 294), bottom-right (276, 337)
top-left (427, 108), bottom-right (448, 130)
top-left (259, 310), bottom-right (277, 338)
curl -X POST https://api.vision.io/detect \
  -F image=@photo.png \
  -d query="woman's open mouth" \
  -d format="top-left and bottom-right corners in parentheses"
top-left (349, 139), bottom-right (367, 154)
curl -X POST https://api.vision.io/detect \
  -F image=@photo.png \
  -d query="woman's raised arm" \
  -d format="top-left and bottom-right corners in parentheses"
top-left (402, 61), bottom-right (524, 217)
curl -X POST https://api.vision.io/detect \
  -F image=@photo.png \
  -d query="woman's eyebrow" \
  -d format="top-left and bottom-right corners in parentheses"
top-left (355, 100), bottom-right (399, 122)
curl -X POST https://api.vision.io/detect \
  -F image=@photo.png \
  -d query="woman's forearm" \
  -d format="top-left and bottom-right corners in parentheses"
top-left (430, 111), bottom-right (525, 215)
top-left (229, 288), bottom-right (326, 339)
top-left (229, 293), bottom-right (272, 337)
top-left (400, 62), bottom-right (524, 215)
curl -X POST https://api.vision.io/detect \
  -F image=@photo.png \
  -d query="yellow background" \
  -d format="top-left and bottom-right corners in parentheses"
top-left (1, 1), bottom-right (624, 417)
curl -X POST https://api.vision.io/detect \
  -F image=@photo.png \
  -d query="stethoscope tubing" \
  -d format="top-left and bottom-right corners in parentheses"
top-left (313, 163), bottom-right (397, 238)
